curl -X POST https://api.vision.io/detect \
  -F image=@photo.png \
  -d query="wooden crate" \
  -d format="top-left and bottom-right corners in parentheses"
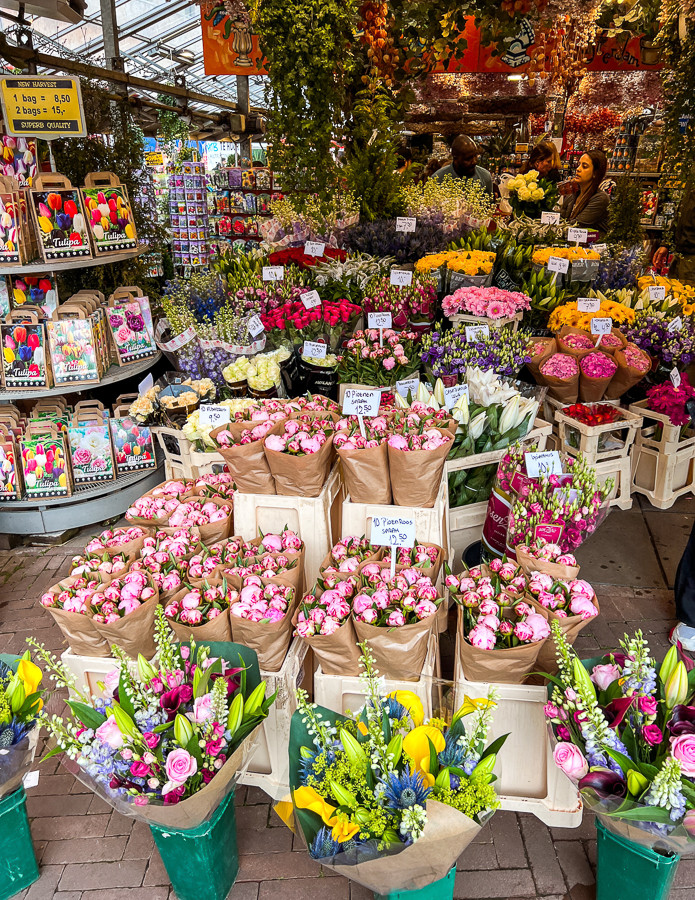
top-left (594, 455), bottom-right (633, 510)
top-left (240, 638), bottom-right (312, 801)
top-left (314, 633), bottom-right (439, 716)
top-left (629, 399), bottom-right (695, 455)
top-left (448, 500), bottom-right (487, 565)
top-left (452, 670), bottom-right (582, 827)
top-left (555, 405), bottom-right (643, 464)
top-left (234, 464), bottom-right (344, 585)
top-left (152, 426), bottom-right (227, 480)
top-left (61, 650), bottom-right (135, 698)
top-left (631, 441), bottom-right (695, 509)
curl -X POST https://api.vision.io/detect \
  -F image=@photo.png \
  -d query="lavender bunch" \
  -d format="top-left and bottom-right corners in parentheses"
top-left (625, 313), bottom-right (695, 370)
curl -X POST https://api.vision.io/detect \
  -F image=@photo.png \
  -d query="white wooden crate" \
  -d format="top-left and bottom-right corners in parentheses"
top-left (61, 650), bottom-right (126, 697)
top-left (631, 441), bottom-right (695, 510)
top-left (453, 666), bottom-right (582, 827)
top-left (234, 464), bottom-right (344, 585)
top-left (595, 455), bottom-right (633, 510)
top-left (448, 500), bottom-right (487, 566)
top-left (241, 638), bottom-right (312, 801)
top-left (314, 633), bottom-right (439, 717)
top-left (152, 426), bottom-right (227, 480)
top-left (629, 399), bottom-right (695, 455)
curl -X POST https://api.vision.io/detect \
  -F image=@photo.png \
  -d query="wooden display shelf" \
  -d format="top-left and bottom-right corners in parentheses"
top-left (0, 461), bottom-right (164, 534)
top-left (0, 352), bottom-right (160, 402)
top-left (0, 245), bottom-right (149, 276)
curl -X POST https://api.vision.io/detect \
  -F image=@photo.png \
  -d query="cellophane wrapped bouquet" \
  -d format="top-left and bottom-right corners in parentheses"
top-left (0, 652), bottom-right (43, 798)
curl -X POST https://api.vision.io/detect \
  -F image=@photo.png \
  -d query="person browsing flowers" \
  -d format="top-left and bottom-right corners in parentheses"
top-left (561, 149), bottom-right (611, 235)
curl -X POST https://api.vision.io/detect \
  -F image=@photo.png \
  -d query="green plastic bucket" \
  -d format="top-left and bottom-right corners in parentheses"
top-left (596, 820), bottom-right (680, 900)
top-left (0, 787), bottom-right (39, 900)
top-left (149, 788), bottom-right (239, 900)
top-left (374, 865), bottom-right (456, 900)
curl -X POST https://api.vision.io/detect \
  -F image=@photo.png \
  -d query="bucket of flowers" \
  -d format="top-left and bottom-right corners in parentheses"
top-left (31, 609), bottom-right (276, 900)
top-left (277, 644), bottom-right (507, 899)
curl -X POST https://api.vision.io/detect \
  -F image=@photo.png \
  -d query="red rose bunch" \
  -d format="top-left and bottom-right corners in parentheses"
top-left (268, 247), bottom-right (347, 269)
top-left (261, 298), bottom-right (361, 350)
top-left (563, 403), bottom-right (623, 426)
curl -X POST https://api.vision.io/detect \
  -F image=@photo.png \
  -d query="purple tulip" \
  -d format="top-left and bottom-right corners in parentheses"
top-left (578, 768), bottom-right (627, 799)
top-left (669, 705), bottom-right (695, 736)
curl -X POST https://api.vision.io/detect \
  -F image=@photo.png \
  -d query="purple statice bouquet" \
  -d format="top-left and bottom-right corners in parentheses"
top-left (421, 325), bottom-right (532, 379)
top-left (625, 313), bottom-right (695, 372)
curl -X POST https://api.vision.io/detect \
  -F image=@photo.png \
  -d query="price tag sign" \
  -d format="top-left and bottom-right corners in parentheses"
top-left (396, 216), bottom-right (417, 233)
top-left (199, 404), bottom-right (231, 427)
top-left (262, 266), bottom-right (284, 282)
top-left (138, 373), bottom-right (154, 396)
top-left (22, 771), bottom-right (39, 790)
top-left (541, 211), bottom-right (561, 225)
top-left (390, 269), bottom-right (413, 287)
top-left (301, 290), bottom-right (322, 310)
top-left (368, 312), bottom-right (393, 329)
top-left (590, 317), bottom-right (613, 335)
top-left (671, 367), bottom-right (682, 388)
top-left (396, 377), bottom-right (419, 399)
top-left (303, 340), bottom-right (327, 359)
top-left (0, 74), bottom-right (87, 139)
top-left (343, 388), bottom-right (381, 417)
top-left (668, 317), bottom-right (683, 333)
top-left (593, 244), bottom-right (608, 254)
top-left (568, 227), bottom-right (589, 244)
top-left (649, 285), bottom-right (666, 301)
top-left (547, 256), bottom-right (570, 274)
top-left (578, 297), bottom-right (601, 313)
top-left (248, 315), bottom-right (264, 338)
top-left (525, 450), bottom-right (563, 478)
top-left (465, 324), bottom-right (490, 342)
top-left (444, 383), bottom-right (469, 409)
top-left (305, 241), bottom-right (325, 257)
top-left (371, 515), bottom-right (416, 549)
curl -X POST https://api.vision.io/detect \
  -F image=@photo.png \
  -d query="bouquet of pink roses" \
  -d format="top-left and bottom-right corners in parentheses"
top-left (294, 575), bottom-right (362, 675)
top-left (264, 417), bottom-right (335, 497)
top-left (165, 577), bottom-right (236, 642)
top-left (387, 417), bottom-right (454, 508)
top-left (334, 414), bottom-right (392, 504)
top-left (211, 416), bottom-right (279, 494)
top-left (91, 569), bottom-right (160, 659)
top-left (229, 575), bottom-right (298, 672)
top-left (527, 572), bottom-right (599, 672)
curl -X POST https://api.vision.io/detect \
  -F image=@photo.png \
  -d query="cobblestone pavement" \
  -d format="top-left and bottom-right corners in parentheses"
top-left (2, 494), bottom-right (694, 899)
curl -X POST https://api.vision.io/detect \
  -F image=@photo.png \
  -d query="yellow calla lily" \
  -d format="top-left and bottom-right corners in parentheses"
top-left (330, 812), bottom-right (360, 843)
top-left (387, 691), bottom-right (424, 726)
top-left (402, 726), bottom-right (446, 787)
top-left (293, 785), bottom-right (338, 824)
top-left (17, 658), bottom-right (43, 710)
top-left (273, 797), bottom-right (296, 832)
top-left (456, 695), bottom-right (497, 719)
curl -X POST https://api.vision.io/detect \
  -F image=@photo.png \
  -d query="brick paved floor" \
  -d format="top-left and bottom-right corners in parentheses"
top-left (2, 494), bottom-right (695, 899)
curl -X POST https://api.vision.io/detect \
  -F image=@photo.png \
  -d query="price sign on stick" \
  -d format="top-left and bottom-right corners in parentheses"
top-left (138, 373), bottom-right (154, 395)
top-left (649, 285), bottom-right (666, 301)
top-left (671, 367), bottom-right (682, 389)
top-left (525, 450), bottom-right (563, 478)
top-left (547, 256), bottom-right (570, 274)
top-left (541, 211), bottom-right (560, 225)
top-left (568, 227), bottom-right (588, 244)
top-left (465, 324), bottom-right (490, 342)
top-left (303, 341), bottom-right (327, 359)
top-left (301, 290), bottom-right (321, 310)
top-left (668, 317), bottom-right (683, 333)
top-left (343, 389), bottom-right (381, 417)
top-left (591, 317), bottom-right (612, 335)
top-left (305, 241), bottom-right (325, 257)
top-left (368, 312), bottom-right (392, 329)
top-left (248, 315), bottom-right (264, 338)
top-left (372, 515), bottom-right (416, 578)
top-left (578, 297), bottom-right (601, 313)
top-left (396, 377), bottom-right (419, 399)
top-left (390, 269), bottom-right (413, 287)
top-left (396, 217), bottom-right (417, 233)
top-left (262, 266), bottom-right (284, 282)
top-left (444, 383), bottom-right (469, 409)
top-left (199, 404), bottom-right (231, 427)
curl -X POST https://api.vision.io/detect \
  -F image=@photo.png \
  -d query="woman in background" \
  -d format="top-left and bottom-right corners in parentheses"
top-left (560, 149), bottom-right (611, 235)
top-left (523, 140), bottom-right (562, 182)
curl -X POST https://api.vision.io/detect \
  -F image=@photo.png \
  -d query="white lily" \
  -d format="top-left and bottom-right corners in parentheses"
top-left (453, 392), bottom-right (469, 426)
top-left (469, 411), bottom-right (488, 441)
top-left (434, 378), bottom-right (446, 407)
top-left (466, 366), bottom-right (518, 406)
top-left (416, 383), bottom-right (431, 404)
top-left (394, 392), bottom-right (409, 409)
top-left (499, 394), bottom-right (521, 434)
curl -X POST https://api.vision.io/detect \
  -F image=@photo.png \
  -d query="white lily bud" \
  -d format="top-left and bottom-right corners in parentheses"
top-left (416, 383), bottom-right (430, 404)
top-left (499, 395), bottom-right (520, 434)
top-left (469, 411), bottom-right (487, 440)
top-left (454, 392), bottom-right (469, 425)
top-left (434, 378), bottom-right (445, 406)
top-left (394, 392), bottom-right (408, 409)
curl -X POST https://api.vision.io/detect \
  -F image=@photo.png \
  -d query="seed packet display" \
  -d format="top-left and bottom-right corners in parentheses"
top-left (1, 319), bottom-right (50, 389)
top-left (30, 174), bottom-right (92, 261)
top-left (0, 190), bottom-right (20, 264)
top-left (46, 317), bottom-right (100, 385)
top-left (19, 432), bottom-right (70, 498)
top-left (10, 274), bottom-right (58, 318)
top-left (67, 422), bottom-right (115, 484)
top-left (81, 172), bottom-right (137, 255)
top-left (0, 434), bottom-right (21, 499)
top-left (0, 137), bottom-right (38, 189)
top-left (0, 277), bottom-right (9, 319)
top-left (107, 301), bottom-right (158, 365)
top-left (109, 414), bottom-right (157, 473)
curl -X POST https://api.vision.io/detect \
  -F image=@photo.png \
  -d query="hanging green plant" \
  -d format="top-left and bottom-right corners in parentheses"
top-left (606, 176), bottom-right (645, 246)
top-left (252, 0), bottom-right (360, 199)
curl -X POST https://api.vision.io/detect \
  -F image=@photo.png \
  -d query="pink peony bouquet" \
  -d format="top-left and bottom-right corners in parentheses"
top-left (519, 538), bottom-right (577, 567)
top-left (195, 472), bottom-right (235, 496)
top-left (257, 529), bottom-right (304, 555)
top-left (149, 479), bottom-right (191, 498)
top-left (442, 286), bottom-right (531, 320)
top-left (221, 553), bottom-right (299, 581)
top-left (297, 395), bottom-right (340, 414)
top-left (188, 537), bottom-right (255, 580)
top-left (230, 578), bottom-right (295, 623)
top-left (231, 398), bottom-right (295, 422)
top-left (321, 536), bottom-right (381, 573)
top-left (527, 572), bottom-right (598, 619)
top-left (445, 561), bottom-right (527, 610)
top-left (41, 577), bottom-right (99, 614)
top-left (84, 526), bottom-right (147, 554)
top-left (164, 580), bottom-right (237, 627)
top-left (213, 419), bottom-right (277, 447)
top-left (70, 551), bottom-right (130, 582)
top-left (387, 429), bottom-right (452, 452)
top-left (381, 543), bottom-right (441, 572)
top-left (92, 570), bottom-right (157, 623)
top-left (334, 415), bottom-right (390, 450)
top-left (350, 565), bottom-right (441, 626)
top-left (263, 418), bottom-right (333, 455)
top-left (126, 494), bottom-right (179, 523)
top-left (295, 576), bottom-right (359, 638)
top-left (166, 499), bottom-right (230, 529)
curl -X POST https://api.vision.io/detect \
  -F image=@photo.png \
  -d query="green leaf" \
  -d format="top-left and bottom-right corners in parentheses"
top-left (66, 700), bottom-right (107, 731)
top-left (606, 805), bottom-right (674, 823)
top-left (482, 732), bottom-right (510, 759)
top-left (427, 736), bottom-right (439, 779)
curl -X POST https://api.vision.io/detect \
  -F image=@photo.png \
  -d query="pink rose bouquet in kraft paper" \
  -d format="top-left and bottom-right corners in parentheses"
top-left (165, 577), bottom-right (237, 642)
top-left (228, 575), bottom-right (298, 672)
top-left (31, 612), bottom-right (275, 831)
top-left (387, 422), bottom-right (453, 508)
top-left (263, 416), bottom-right (335, 497)
top-left (334, 415), bottom-right (392, 505)
top-left (91, 570), bottom-right (160, 659)
top-left (293, 574), bottom-right (363, 675)
top-left (545, 624), bottom-right (695, 857)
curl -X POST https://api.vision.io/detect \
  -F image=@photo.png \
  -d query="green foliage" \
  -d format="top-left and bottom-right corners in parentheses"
top-left (157, 95), bottom-right (192, 168)
top-left (343, 88), bottom-right (404, 221)
top-left (253, 0), bottom-right (359, 199)
top-left (607, 177), bottom-right (644, 247)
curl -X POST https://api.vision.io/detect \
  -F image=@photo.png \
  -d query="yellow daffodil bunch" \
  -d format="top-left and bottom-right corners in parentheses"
top-left (533, 246), bottom-right (601, 266)
top-left (548, 299), bottom-right (636, 332)
top-left (507, 170), bottom-right (545, 203)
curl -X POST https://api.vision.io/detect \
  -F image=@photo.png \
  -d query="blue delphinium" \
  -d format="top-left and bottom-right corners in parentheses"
top-left (381, 769), bottom-right (431, 811)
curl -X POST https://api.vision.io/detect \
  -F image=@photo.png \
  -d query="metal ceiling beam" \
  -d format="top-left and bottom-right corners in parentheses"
top-left (72, 0), bottom-right (194, 55)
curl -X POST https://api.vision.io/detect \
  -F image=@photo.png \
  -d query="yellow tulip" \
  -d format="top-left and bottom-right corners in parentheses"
top-left (6, 239), bottom-right (14, 251)
top-left (17, 659), bottom-right (42, 710)
top-left (35, 466), bottom-right (43, 480)
top-left (87, 197), bottom-right (97, 210)
top-left (387, 690), bottom-right (424, 726)
top-left (38, 216), bottom-right (53, 233)
top-left (403, 725), bottom-right (446, 787)
top-left (13, 288), bottom-right (26, 304)
top-left (125, 223), bottom-right (135, 239)
top-left (3, 347), bottom-right (14, 363)
top-left (58, 473), bottom-right (66, 487)
top-left (100, 216), bottom-right (110, 230)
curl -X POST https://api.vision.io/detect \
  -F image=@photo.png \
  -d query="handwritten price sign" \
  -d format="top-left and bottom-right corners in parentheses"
top-left (343, 389), bottom-right (381, 417)
top-left (371, 515), bottom-right (416, 548)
